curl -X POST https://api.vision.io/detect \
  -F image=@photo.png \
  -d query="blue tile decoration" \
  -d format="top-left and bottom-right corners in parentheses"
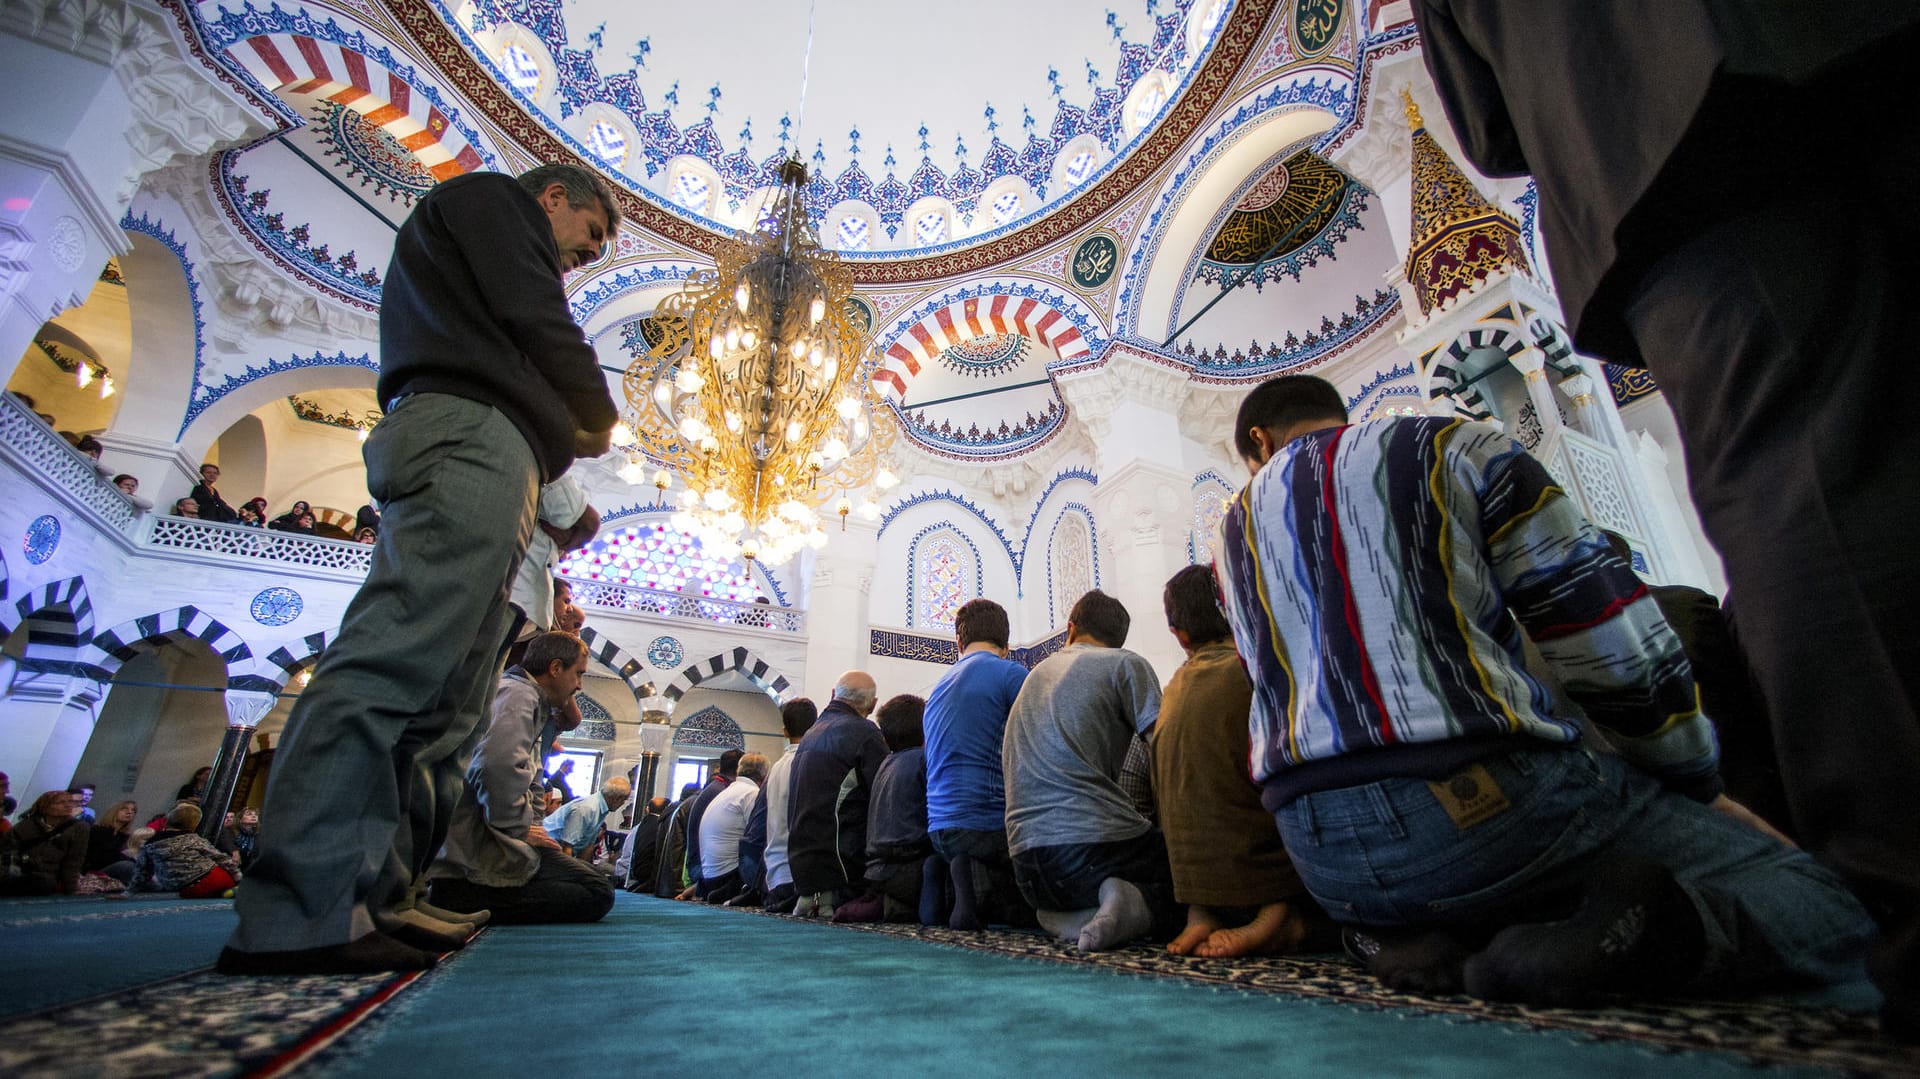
top-left (249, 586), bottom-right (303, 627)
top-left (672, 705), bottom-right (744, 751)
top-left (646, 635), bottom-right (684, 669)
top-left (23, 515), bottom-right (60, 565)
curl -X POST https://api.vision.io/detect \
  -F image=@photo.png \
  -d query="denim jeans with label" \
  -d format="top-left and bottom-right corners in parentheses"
top-left (1274, 744), bottom-right (1875, 990)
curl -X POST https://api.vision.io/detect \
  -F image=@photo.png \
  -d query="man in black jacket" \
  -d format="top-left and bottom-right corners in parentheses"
top-left (787, 671), bottom-right (886, 918)
top-left (221, 163), bottom-right (620, 976)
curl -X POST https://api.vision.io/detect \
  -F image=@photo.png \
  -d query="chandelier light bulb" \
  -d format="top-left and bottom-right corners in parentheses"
top-left (822, 436), bottom-right (848, 461)
top-left (876, 468), bottom-right (899, 490)
top-left (699, 435), bottom-right (720, 453)
top-left (810, 528), bottom-right (829, 548)
top-left (741, 329), bottom-right (758, 351)
top-left (824, 359), bottom-right (838, 381)
top-left (76, 365), bottom-right (93, 388)
top-left (675, 367), bottom-right (705, 393)
top-left (734, 283), bottom-right (751, 313)
top-left (611, 421), bottom-right (635, 445)
top-left (835, 396), bottom-right (858, 420)
top-left (99, 375), bottom-right (114, 399)
top-left (791, 338), bottom-right (808, 359)
top-left (653, 469), bottom-right (673, 490)
top-left (704, 489), bottom-right (733, 511)
top-left (785, 419), bottom-right (804, 442)
top-left (724, 326), bottom-right (741, 352)
top-left (854, 416), bottom-right (869, 439)
top-left (724, 410), bottom-right (742, 433)
top-left (678, 416), bottom-right (706, 441)
top-left (809, 296), bottom-right (826, 324)
top-left (809, 346), bottom-right (824, 366)
top-left (709, 336), bottom-right (724, 359)
top-left (859, 498), bottom-right (881, 520)
top-left (618, 457), bottom-right (647, 485)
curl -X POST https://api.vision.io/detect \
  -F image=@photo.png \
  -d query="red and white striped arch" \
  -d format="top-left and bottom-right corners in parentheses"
top-left (872, 294), bottom-right (1094, 397)
top-left (227, 34), bottom-right (483, 181)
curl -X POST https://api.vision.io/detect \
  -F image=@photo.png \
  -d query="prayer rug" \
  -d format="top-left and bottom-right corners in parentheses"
top-left (748, 907), bottom-right (1920, 1076)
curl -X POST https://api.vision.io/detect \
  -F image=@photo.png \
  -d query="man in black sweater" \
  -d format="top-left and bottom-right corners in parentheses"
top-left (221, 164), bottom-right (620, 976)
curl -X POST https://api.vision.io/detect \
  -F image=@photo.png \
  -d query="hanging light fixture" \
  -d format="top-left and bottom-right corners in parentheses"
top-left (621, 5), bottom-right (894, 566)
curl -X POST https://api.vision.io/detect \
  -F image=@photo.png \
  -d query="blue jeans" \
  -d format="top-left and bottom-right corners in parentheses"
top-left (1274, 745), bottom-right (1874, 990)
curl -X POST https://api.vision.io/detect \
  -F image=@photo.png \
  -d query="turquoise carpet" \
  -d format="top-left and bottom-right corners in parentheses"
top-left (0, 895), bottom-right (235, 1018)
top-left (307, 895), bottom-right (1892, 1078)
top-left (3, 892), bottom-right (1912, 1076)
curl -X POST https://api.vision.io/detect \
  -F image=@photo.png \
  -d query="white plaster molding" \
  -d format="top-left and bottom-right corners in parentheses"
top-left (0, 131), bottom-right (129, 261)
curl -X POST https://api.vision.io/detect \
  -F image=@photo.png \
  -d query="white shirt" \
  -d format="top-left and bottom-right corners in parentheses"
top-left (761, 743), bottom-right (800, 889)
top-left (697, 775), bottom-right (760, 879)
top-left (510, 474), bottom-right (587, 630)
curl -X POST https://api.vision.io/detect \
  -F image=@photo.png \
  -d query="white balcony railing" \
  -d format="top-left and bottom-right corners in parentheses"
top-left (0, 392), bottom-right (140, 534)
top-left (145, 515), bottom-right (378, 572)
top-left (560, 575), bottom-right (804, 633)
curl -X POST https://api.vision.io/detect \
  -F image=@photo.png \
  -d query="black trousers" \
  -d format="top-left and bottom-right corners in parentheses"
top-left (1622, 146), bottom-right (1920, 1001)
top-left (428, 848), bottom-right (614, 925)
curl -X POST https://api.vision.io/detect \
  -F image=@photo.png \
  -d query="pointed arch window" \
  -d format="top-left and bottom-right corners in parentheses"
top-left (838, 215), bottom-right (871, 250)
top-left (908, 527), bottom-right (979, 631)
top-left (915, 209), bottom-right (949, 246)
top-left (674, 170), bottom-right (712, 213)
top-left (587, 120), bottom-right (629, 169)
top-left (1063, 150), bottom-right (1097, 186)
top-left (1051, 512), bottom-right (1094, 623)
top-left (1191, 485), bottom-right (1229, 564)
top-left (500, 44), bottom-right (543, 94)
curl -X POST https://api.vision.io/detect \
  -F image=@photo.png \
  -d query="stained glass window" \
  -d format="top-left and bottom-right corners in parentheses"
top-left (837, 214), bottom-right (871, 250)
top-left (587, 120), bottom-right (628, 169)
top-left (917, 532), bottom-right (969, 630)
top-left (1052, 514), bottom-right (1092, 620)
top-left (1192, 486), bottom-right (1228, 564)
top-left (1133, 83), bottom-right (1167, 129)
top-left (673, 170), bottom-right (711, 212)
top-left (915, 209), bottom-right (948, 245)
top-left (1063, 150), bottom-right (1097, 186)
top-left (501, 44), bottom-right (542, 94)
top-left (989, 190), bottom-right (1021, 226)
top-left (556, 522), bottom-right (763, 601)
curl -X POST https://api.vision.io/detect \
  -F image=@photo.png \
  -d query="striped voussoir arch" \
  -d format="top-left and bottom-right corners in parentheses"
top-left (662, 646), bottom-right (793, 704)
top-left (226, 33), bottom-right (482, 181)
top-left (12, 576), bottom-right (95, 674)
top-left (873, 294), bottom-right (1093, 397)
top-left (229, 628), bottom-right (336, 694)
top-left (1526, 316), bottom-right (1583, 378)
top-left (81, 607), bottom-right (253, 683)
top-left (578, 626), bottom-right (650, 703)
top-left (1427, 325), bottom-right (1525, 419)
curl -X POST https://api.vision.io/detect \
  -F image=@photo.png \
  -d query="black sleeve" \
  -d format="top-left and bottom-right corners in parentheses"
top-left (432, 181), bottom-right (617, 434)
top-left (1410, 0), bottom-right (1531, 176)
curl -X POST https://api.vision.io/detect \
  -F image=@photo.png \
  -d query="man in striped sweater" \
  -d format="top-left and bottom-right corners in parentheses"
top-left (1214, 375), bottom-right (1871, 1005)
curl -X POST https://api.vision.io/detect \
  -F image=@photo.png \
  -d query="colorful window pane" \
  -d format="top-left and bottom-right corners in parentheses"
top-left (915, 210), bottom-right (947, 245)
top-left (918, 533), bottom-right (968, 630)
top-left (501, 44), bottom-right (542, 93)
top-left (587, 120), bottom-right (628, 168)
top-left (555, 522), bottom-right (763, 601)
top-left (673, 170), bottom-right (710, 212)
top-left (1052, 514), bottom-right (1092, 620)
top-left (837, 215), bottom-right (871, 250)
top-left (1192, 487), bottom-right (1228, 564)
top-left (989, 190), bottom-right (1021, 226)
top-left (1064, 150), bottom-right (1097, 186)
top-left (1133, 83), bottom-right (1167, 129)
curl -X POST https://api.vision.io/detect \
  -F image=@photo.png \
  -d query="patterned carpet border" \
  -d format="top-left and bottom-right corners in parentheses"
top-left (0, 956), bottom-right (432, 1079)
top-left (727, 905), bottom-right (1919, 1076)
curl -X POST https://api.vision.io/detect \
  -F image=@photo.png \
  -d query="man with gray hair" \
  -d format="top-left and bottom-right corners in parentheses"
top-left (696, 753), bottom-right (769, 903)
top-left (544, 773), bottom-right (632, 862)
top-left (787, 672), bottom-right (887, 917)
top-left (221, 162), bottom-right (620, 976)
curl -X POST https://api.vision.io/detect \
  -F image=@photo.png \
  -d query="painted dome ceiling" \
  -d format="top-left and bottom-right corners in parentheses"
top-left (441, 0), bottom-right (1230, 253)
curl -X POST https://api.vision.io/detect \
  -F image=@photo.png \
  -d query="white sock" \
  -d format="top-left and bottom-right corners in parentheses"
top-left (1037, 907), bottom-right (1097, 945)
top-left (1078, 878), bottom-right (1152, 952)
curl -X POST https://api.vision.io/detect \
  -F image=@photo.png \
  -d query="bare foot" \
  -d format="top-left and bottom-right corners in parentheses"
top-left (1167, 906), bottom-right (1222, 956)
top-left (1195, 902), bottom-right (1309, 958)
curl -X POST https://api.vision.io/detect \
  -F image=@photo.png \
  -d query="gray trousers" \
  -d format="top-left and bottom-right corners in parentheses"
top-left (229, 394), bottom-right (538, 951)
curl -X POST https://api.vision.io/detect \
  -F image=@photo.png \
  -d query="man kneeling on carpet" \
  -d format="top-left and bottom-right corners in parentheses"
top-left (134, 803), bottom-right (241, 898)
top-left (1153, 565), bottom-right (1335, 959)
top-left (1004, 590), bottom-right (1178, 952)
top-left (427, 632), bottom-right (615, 925)
top-left (1213, 375), bottom-right (1874, 1004)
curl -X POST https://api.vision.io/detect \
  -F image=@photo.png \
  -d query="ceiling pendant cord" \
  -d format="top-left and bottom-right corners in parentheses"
top-left (792, 0), bottom-right (818, 159)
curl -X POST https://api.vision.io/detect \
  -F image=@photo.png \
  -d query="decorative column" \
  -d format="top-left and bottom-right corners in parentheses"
top-left (0, 671), bottom-right (105, 802)
top-left (637, 697), bottom-right (673, 802)
top-left (195, 690), bottom-right (275, 841)
top-left (805, 517), bottom-right (878, 692)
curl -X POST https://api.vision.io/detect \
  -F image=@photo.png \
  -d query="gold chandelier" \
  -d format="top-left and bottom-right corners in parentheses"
top-left (621, 159), bottom-right (897, 565)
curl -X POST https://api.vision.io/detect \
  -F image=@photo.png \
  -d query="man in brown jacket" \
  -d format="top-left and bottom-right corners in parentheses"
top-left (1151, 565), bottom-right (1329, 957)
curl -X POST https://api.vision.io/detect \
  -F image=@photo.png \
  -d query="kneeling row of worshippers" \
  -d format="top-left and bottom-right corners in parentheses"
top-left (429, 378), bottom-right (1876, 1007)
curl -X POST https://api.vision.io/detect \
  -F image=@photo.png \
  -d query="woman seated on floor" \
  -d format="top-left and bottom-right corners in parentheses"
top-left (85, 800), bottom-right (141, 885)
top-left (133, 803), bottom-right (241, 898)
top-left (0, 790), bottom-right (88, 895)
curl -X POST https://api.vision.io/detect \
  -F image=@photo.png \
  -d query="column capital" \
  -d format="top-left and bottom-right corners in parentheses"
top-left (223, 689), bottom-right (277, 728)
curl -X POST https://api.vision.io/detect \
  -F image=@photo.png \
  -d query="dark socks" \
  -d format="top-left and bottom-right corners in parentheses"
top-left (1463, 854), bottom-right (1704, 1007)
top-left (217, 931), bottom-right (437, 976)
top-left (1344, 926), bottom-right (1476, 995)
top-left (948, 854), bottom-right (981, 931)
top-left (919, 856), bottom-right (951, 927)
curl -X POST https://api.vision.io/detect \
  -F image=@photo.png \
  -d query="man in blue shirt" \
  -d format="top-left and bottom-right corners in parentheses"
top-left (543, 774), bottom-right (631, 863)
top-left (923, 599), bottom-right (1029, 930)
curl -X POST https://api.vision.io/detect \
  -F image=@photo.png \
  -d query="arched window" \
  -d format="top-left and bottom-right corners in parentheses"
top-left (989, 189), bottom-right (1022, 226)
top-left (556, 520), bottom-right (771, 602)
top-left (915, 208), bottom-right (949, 246)
top-left (674, 170), bottom-right (711, 212)
top-left (909, 527), bottom-right (978, 631)
top-left (587, 120), bottom-right (628, 170)
top-left (500, 43), bottom-right (543, 94)
top-left (1050, 511), bottom-right (1094, 625)
top-left (1191, 484), bottom-right (1229, 564)
top-left (837, 214), bottom-right (871, 250)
